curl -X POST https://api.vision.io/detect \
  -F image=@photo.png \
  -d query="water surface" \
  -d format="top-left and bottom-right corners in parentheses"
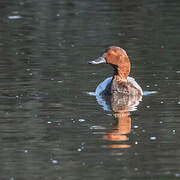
top-left (0, 0), bottom-right (180, 179)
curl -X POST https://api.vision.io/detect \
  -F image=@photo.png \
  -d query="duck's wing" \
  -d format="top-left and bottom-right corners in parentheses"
top-left (95, 77), bottom-right (113, 96)
top-left (127, 76), bottom-right (143, 95)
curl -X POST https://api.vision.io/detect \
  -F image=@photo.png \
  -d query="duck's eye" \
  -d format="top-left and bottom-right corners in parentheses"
top-left (109, 50), bottom-right (117, 56)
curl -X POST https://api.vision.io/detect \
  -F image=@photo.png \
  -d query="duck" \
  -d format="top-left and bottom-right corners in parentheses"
top-left (89, 46), bottom-right (143, 98)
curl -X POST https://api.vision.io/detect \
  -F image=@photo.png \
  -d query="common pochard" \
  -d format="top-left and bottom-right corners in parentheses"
top-left (89, 46), bottom-right (143, 97)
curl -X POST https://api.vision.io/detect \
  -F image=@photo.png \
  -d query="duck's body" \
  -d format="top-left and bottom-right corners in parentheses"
top-left (96, 76), bottom-right (143, 96)
top-left (89, 46), bottom-right (143, 99)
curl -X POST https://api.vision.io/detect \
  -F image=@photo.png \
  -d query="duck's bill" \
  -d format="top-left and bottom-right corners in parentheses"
top-left (88, 56), bottom-right (106, 64)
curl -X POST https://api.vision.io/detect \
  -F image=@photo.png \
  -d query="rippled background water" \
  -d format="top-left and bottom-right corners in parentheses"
top-left (0, 0), bottom-right (180, 179)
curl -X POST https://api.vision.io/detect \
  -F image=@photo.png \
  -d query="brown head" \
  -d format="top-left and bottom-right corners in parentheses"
top-left (89, 46), bottom-right (131, 81)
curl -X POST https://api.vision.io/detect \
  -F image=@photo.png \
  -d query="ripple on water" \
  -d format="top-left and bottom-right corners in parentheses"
top-left (8, 15), bottom-right (22, 19)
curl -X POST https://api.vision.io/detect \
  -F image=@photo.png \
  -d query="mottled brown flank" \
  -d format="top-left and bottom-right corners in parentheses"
top-left (111, 80), bottom-right (142, 96)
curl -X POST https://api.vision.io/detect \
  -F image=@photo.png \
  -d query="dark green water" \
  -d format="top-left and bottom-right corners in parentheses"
top-left (0, 0), bottom-right (180, 179)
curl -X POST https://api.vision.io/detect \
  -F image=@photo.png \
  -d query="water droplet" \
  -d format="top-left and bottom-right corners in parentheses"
top-left (78, 119), bottom-right (85, 122)
top-left (134, 125), bottom-right (139, 128)
top-left (150, 136), bottom-right (156, 140)
top-left (8, 15), bottom-right (22, 19)
top-left (161, 45), bottom-right (164, 48)
top-left (77, 148), bottom-right (82, 152)
top-left (134, 168), bottom-right (138, 171)
top-left (51, 159), bottom-right (58, 164)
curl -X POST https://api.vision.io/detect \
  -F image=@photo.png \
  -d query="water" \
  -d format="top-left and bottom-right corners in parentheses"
top-left (0, 0), bottom-right (180, 179)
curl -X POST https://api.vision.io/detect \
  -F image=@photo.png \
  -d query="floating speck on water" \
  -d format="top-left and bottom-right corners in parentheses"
top-left (178, 102), bottom-right (180, 104)
top-left (146, 105), bottom-right (150, 108)
top-left (150, 136), bottom-right (157, 140)
top-left (71, 44), bottom-right (75, 47)
top-left (51, 159), bottom-right (58, 164)
top-left (106, 114), bottom-right (112, 116)
top-left (8, 15), bottom-right (22, 19)
top-left (29, 73), bottom-right (33, 76)
top-left (173, 129), bottom-right (176, 134)
top-left (47, 121), bottom-right (52, 124)
top-left (78, 119), bottom-right (85, 122)
top-left (134, 125), bottom-right (139, 129)
top-left (90, 125), bottom-right (105, 130)
top-left (135, 141), bottom-right (138, 145)
top-left (58, 80), bottom-right (63, 83)
top-left (160, 121), bottom-right (163, 124)
top-left (134, 168), bottom-right (138, 171)
top-left (142, 129), bottom-right (146, 132)
top-left (175, 173), bottom-right (180, 177)
top-left (176, 71), bottom-right (180, 73)
top-left (51, 78), bottom-right (54, 81)
top-left (160, 101), bottom-right (164, 104)
top-left (24, 149), bottom-right (28, 153)
top-left (10, 177), bottom-right (15, 180)
top-left (16, 95), bottom-right (19, 98)
top-left (165, 77), bottom-right (169, 79)
top-left (146, 85), bottom-right (150, 88)
top-left (154, 84), bottom-right (158, 87)
top-left (56, 13), bottom-right (60, 16)
top-left (77, 148), bottom-right (82, 152)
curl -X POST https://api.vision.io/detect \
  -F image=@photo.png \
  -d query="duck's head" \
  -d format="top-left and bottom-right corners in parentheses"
top-left (89, 46), bottom-right (131, 81)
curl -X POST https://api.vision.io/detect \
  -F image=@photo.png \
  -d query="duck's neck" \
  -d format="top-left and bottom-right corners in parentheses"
top-left (113, 67), bottom-right (128, 82)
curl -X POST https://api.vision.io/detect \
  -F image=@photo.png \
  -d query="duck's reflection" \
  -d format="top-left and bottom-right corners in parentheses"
top-left (96, 93), bottom-right (142, 149)
top-left (104, 110), bottom-right (131, 148)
